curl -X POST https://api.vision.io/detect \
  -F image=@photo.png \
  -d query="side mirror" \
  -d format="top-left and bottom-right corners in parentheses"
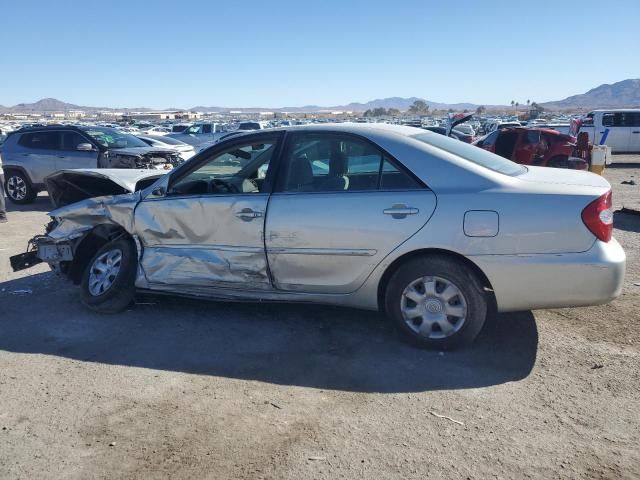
top-left (152, 186), bottom-right (166, 197)
top-left (77, 143), bottom-right (95, 151)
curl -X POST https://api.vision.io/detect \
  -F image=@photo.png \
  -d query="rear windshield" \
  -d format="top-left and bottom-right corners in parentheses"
top-left (411, 132), bottom-right (527, 176)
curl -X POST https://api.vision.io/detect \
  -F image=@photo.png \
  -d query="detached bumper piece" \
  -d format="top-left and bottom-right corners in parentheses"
top-left (9, 238), bottom-right (73, 272)
top-left (10, 251), bottom-right (42, 272)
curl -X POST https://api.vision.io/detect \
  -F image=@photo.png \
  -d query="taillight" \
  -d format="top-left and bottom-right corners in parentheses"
top-left (581, 191), bottom-right (613, 242)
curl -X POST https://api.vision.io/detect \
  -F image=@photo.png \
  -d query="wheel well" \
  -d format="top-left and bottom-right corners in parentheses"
top-left (377, 248), bottom-right (496, 313)
top-left (67, 225), bottom-right (134, 284)
top-left (3, 166), bottom-right (34, 186)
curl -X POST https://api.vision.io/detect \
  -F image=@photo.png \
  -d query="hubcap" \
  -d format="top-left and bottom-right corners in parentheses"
top-left (7, 175), bottom-right (27, 200)
top-left (88, 249), bottom-right (123, 297)
top-left (400, 276), bottom-right (467, 339)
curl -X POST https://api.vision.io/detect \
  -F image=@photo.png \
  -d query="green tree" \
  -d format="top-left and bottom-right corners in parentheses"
top-left (476, 105), bottom-right (486, 115)
top-left (387, 108), bottom-right (401, 116)
top-left (408, 100), bottom-right (429, 115)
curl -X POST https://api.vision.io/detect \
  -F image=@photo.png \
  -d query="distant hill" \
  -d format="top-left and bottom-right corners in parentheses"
top-left (542, 79), bottom-right (640, 110)
top-left (3, 79), bottom-right (640, 115)
top-left (192, 97), bottom-right (486, 113)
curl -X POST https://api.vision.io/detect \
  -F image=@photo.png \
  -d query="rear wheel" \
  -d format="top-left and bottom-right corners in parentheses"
top-left (385, 256), bottom-right (487, 350)
top-left (80, 238), bottom-right (137, 313)
top-left (5, 171), bottom-right (37, 204)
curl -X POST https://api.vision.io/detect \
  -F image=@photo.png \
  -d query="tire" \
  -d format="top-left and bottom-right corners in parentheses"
top-left (548, 156), bottom-right (569, 169)
top-left (5, 171), bottom-right (37, 204)
top-left (80, 238), bottom-right (137, 314)
top-left (385, 255), bottom-right (487, 350)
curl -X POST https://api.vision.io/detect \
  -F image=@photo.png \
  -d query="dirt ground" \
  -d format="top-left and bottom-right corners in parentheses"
top-left (1, 159), bottom-right (639, 479)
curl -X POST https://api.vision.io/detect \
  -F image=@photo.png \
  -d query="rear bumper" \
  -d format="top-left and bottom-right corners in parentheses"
top-left (471, 238), bottom-right (626, 312)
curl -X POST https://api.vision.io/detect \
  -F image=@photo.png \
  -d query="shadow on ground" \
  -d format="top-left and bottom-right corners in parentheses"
top-left (614, 210), bottom-right (640, 233)
top-left (0, 273), bottom-right (538, 393)
top-left (6, 194), bottom-right (52, 213)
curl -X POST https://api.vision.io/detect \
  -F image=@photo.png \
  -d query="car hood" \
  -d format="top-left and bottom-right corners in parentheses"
top-left (45, 169), bottom-right (165, 209)
top-left (108, 146), bottom-right (176, 156)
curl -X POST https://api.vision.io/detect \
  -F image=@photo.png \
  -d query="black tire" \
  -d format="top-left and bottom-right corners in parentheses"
top-left (5, 170), bottom-right (37, 204)
top-left (384, 255), bottom-right (487, 350)
top-left (548, 155), bottom-right (569, 169)
top-left (80, 238), bottom-right (137, 314)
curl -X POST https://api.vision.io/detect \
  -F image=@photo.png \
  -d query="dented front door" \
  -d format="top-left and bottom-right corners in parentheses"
top-left (133, 134), bottom-right (281, 291)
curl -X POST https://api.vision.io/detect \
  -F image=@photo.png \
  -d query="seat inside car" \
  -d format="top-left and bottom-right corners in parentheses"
top-left (285, 154), bottom-right (314, 191)
top-left (318, 145), bottom-right (349, 191)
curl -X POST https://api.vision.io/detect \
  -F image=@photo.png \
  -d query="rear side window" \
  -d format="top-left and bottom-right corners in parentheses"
top-left (278, 133), bottom-right (424, 193)
top-left (19, 131), bottom-right (60, 150)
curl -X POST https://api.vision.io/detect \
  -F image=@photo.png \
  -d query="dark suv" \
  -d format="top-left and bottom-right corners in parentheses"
top-left (1, 125), bottom-right (182, 204)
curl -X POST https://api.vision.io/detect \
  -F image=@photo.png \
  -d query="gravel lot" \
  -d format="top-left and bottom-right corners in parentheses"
top-left (1, 159), bottom-right (639, 479)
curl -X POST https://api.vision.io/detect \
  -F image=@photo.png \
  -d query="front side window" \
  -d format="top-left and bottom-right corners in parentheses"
top-left (62, 132), bottom-right (92, 150)
top-left (278, 134), bottom-right (424, 193)
top-left (169, 137), bottom-right (278, 196)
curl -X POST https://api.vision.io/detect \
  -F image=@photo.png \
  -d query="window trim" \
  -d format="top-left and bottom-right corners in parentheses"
top-left (273, 130), bottom-right (429, 194)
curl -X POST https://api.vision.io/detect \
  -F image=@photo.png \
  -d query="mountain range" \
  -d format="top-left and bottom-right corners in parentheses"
top-left (1, 79), bottom-right (639, 114)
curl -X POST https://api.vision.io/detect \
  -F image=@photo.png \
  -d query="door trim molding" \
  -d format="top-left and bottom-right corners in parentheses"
top-left (267, 247), bottom-right (377, 256)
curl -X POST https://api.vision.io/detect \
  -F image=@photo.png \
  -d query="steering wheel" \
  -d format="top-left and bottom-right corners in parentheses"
top-left (209, 179), bottom-right (240, 194)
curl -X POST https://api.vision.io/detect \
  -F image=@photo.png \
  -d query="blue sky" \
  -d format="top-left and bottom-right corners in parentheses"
top-left (1, 0), bottom-right (638, 108)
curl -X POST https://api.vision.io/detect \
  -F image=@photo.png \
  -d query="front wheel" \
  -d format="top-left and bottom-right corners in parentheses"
top-left (385, 256), bottom-right (487, 350)
top-left (80, 238), bottom-right (137, 313)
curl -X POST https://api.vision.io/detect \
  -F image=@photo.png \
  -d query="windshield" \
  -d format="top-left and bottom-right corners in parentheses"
top-left (412, 132), bottom-right (527, 176)
top-left (82, 127), bottom-right (149, 149)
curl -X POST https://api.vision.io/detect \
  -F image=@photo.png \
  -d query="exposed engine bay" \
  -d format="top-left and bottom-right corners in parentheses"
top-left (97, 149), bottom-right (183, 170)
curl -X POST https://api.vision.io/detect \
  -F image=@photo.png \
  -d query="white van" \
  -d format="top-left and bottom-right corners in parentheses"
top-left (571, 109), bottom-right (640, 153)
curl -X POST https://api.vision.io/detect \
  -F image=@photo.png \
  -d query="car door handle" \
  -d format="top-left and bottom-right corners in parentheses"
top-left (235, 208), bottom-right (263, 220)
top-left (632, 131), bottom-right (640, 134)
top-left (383, 205), bottom-right (419, 218)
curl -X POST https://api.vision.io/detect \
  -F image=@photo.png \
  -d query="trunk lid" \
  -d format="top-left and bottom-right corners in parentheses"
top-left (517, 165), bottom-right (610, 189)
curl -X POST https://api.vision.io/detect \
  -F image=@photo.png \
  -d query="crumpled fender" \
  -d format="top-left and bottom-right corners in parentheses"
top-left (47, 192), bottom-right (141, 242)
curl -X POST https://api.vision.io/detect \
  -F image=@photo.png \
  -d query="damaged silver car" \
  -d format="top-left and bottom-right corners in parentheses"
top-left (11, 124), bottom-right (626, 349)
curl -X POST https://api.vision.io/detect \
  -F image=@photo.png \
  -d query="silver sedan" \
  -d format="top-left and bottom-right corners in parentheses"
top-left (13, 124), bottom-right (625, 349)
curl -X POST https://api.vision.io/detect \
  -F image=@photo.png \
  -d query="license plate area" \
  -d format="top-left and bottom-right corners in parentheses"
top-left (38, 243), bottom-right (73, 262)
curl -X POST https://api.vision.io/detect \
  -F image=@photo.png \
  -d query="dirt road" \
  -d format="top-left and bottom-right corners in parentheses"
top-left (1, 164), bottom-right (639, 479)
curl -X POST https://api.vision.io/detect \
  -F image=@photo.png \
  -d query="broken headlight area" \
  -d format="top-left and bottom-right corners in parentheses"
top-left (100, 151), bottom-right (183, 170)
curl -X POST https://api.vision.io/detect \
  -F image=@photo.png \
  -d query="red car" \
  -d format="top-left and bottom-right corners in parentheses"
top-left (473, 127), bottom-right (588, 169)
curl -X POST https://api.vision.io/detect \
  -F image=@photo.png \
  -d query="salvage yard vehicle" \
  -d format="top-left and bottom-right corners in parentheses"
top-left (570, 109), bottom-right (640, 153)
top-left (0, 126), bottom-right (182, 204)
top-left (166, 122), bottom-right (229, 146)
top-left (474, 127), bottom-right (588, 169)
top-left (137, 135), bottom-right (196, 161)
top-left (11, 124), bottom-right (625, 349)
